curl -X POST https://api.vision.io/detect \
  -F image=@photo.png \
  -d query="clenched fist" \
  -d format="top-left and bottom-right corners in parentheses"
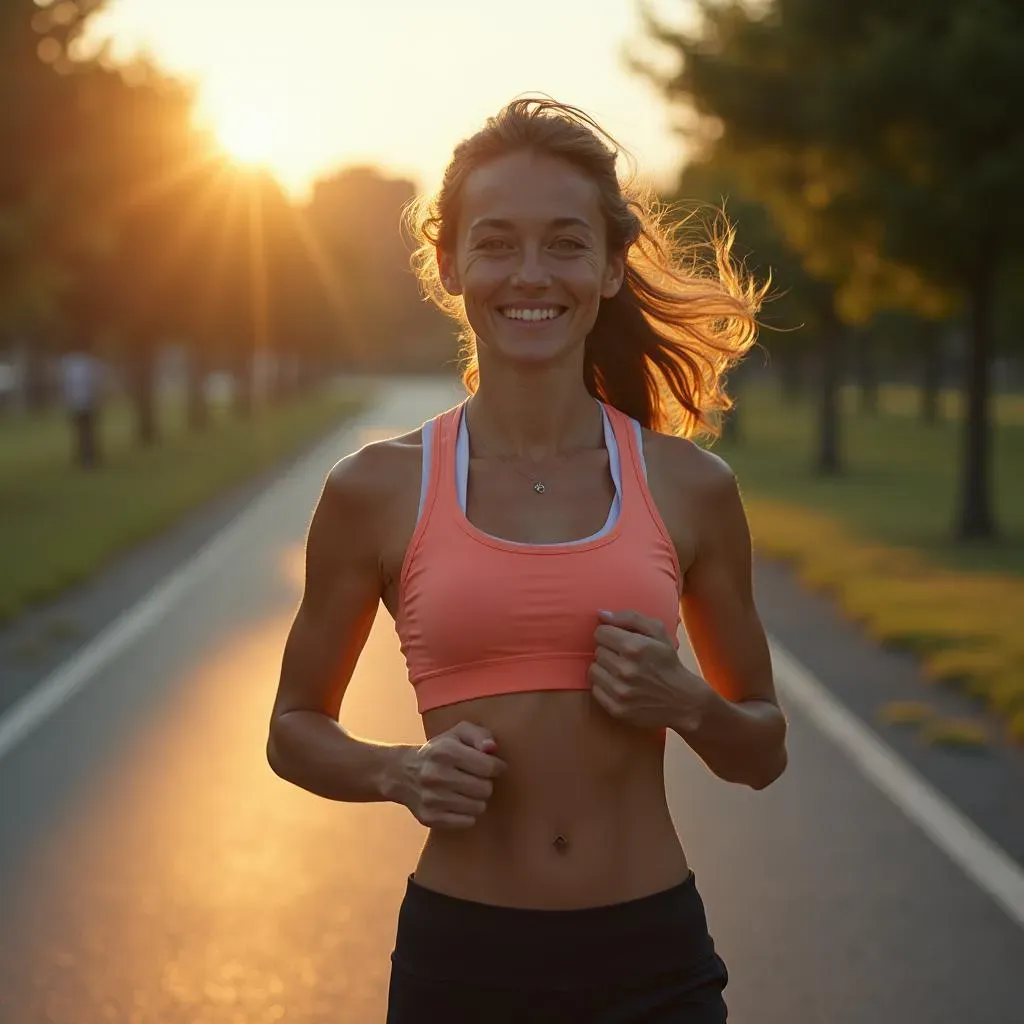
top-left (397, 721), bottom-right (507, 829)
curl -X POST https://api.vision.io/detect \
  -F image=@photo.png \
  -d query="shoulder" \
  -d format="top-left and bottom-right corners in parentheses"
top-left (323, 425), bottom-right (424, 512)
top-left (638, 428), bottom-right (745, 572)
top-left (641, 428), bottom-right (739, 506)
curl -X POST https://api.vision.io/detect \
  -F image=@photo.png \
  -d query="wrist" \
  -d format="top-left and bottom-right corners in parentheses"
top-left (377, 744), bottom-right (418, 806)
top-left (671, 670), bottom-right (717, 736)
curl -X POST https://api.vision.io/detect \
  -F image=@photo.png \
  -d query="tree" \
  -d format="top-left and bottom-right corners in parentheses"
top-left (672, 155), bottom-right (843, 463)
top-left (637, 0), bottom-right (1024, 538)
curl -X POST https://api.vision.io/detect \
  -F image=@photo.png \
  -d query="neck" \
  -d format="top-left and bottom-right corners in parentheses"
top-left (466, 357), bottom-right (602, 460)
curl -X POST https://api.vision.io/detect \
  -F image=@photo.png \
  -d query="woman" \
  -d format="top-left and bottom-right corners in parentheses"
top-left (267, 98), bottom-right (787, 1023)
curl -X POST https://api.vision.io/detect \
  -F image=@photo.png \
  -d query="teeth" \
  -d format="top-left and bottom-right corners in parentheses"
top-left (501, 308), bottom-right (563, 321)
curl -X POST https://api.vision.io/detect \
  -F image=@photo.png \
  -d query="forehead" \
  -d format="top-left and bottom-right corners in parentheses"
top-left (459, 150), bottom-right (603, 232)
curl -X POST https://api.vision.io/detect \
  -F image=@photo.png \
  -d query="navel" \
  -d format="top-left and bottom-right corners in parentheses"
top-left (552, 833), bottom-right (570, 855)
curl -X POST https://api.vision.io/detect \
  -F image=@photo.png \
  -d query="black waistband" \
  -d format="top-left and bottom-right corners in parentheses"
top-left (391, 870), bottom-right (718, 990)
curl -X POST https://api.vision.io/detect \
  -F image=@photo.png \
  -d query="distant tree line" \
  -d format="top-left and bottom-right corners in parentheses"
top-left (0, 0), bottom-right (450, 451)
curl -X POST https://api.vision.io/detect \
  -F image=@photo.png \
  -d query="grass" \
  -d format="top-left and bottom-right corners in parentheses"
top-left (713, 382), bottom-right (1024, 744)
top-left (0, 385), bottom-right (368, 624)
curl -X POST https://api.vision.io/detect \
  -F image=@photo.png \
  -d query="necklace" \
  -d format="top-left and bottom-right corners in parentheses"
top-left (489, 453), bottom-right (553, 495)
top-left (466, 405), bottom-right (601, 496)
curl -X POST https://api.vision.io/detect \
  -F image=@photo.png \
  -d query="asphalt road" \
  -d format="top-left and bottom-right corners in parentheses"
top-left (0, 378), bottom-right (1021, 1023)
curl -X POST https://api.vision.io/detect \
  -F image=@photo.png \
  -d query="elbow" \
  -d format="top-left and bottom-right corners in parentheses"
top-left (749, 735), bottom-right (788, 790)
top-left (266, 719), bottom-right (291, 780)
top-left (266, 733), bottom-right (284, 778)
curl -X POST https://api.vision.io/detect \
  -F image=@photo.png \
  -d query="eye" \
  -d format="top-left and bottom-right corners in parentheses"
top-left (474, 237), bottom-right (512, 251)
top-left (551, 237), bottom-right (587, 251)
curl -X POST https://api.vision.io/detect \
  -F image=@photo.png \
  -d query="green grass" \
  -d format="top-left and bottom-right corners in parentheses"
top-left (713, 382), bottom-right (1024, 743)
top-left (0, 386), bottom-right (368, 623)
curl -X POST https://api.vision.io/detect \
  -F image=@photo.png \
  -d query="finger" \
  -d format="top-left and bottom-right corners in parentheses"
top-left (588, 661), bottom-right (625, 700)
top-left (421, 784), bottom-right (487, 818)
top-left (447, 743), bottom-right (507, 779)
top-left (439, 791), bottom-right (489, 817)
top-left (598, 608), bottom-right (667, 640)
top-left (429, 812), bottom-right (478, 830)
top-left (449, 720), bottom-right (497, 751)
top-left (588, 668), bottom-right (623, 717)
top-left (444, 769), bottom-right (494, 801)
top-left (593, 643), bottom-right (635, 679)
top-left (594, 623), bottom-right (649, 655)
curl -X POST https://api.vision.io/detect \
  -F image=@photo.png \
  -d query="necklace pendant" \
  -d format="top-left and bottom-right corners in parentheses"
top-left (533, 481), bottom-right (546, 494)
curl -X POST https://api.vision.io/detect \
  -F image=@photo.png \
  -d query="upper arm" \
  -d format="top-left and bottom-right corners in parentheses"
top-left (270, 451), bottom-right (386, 725)
top-left (678, 454), bottom-right (778, 707)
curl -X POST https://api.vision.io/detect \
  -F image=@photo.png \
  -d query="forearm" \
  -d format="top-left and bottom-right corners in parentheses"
top-left (673, 686), bottom-right (788, 790)
top-left (267, 709), bottom-right (415, 805)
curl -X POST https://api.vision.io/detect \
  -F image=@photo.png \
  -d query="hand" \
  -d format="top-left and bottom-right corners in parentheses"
top-left (398, 721), bottom-right (507, 829)
top-left (591, 609), bottom-right (709, 731)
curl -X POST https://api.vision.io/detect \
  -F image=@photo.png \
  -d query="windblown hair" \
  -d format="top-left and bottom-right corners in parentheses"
top-left (406, 97), bottom-right (767, 438)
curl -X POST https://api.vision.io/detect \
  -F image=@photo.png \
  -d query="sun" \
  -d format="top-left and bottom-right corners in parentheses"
top-left (213, 107), bottom-right (277, 168)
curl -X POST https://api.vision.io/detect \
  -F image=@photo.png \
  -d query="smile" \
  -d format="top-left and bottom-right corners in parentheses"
top-left (499, 306), bottom-right (567, 322)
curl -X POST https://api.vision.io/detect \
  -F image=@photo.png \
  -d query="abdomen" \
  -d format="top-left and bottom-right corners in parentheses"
top-left (415, 690), bottom-right (689, 908)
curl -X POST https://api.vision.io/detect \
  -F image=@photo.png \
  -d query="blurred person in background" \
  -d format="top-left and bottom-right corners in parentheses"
top-left (268, 98), bottom-right (787, 1023)
top-left (59, 341), bottom-right (104, 468)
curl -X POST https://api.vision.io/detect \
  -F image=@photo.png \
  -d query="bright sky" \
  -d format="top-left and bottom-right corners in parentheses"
top-left (82, 0), bottom-right (696, 200)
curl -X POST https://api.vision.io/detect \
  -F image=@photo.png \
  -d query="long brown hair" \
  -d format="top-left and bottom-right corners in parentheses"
top-left (406, 98), bottom-right (766, 438)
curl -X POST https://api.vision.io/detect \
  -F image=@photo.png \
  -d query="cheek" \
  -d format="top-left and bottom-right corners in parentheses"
top-left (563, 258), bottom-right (609, 298)
top-left (461, 257), bottom-right (507, 296)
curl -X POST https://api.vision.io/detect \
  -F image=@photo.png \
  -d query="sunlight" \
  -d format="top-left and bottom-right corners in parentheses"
top-left (210, 103), bottom-right (278, 169)
top-left (80, 0), bottom-right (691, 200)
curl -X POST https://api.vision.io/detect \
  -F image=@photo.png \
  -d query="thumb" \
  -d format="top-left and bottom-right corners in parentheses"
top-left (451, 720), bottom-right (497, 751)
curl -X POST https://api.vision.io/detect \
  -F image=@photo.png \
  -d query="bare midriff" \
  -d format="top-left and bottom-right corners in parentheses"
top-left (413, 689), bottom-right (689, 910)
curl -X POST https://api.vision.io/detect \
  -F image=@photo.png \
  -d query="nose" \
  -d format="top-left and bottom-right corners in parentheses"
top-left (510, 244), bottom-right (551, 288)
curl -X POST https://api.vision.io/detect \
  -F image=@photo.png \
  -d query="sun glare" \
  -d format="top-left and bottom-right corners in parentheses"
top-left (212, 107), bottom-right (277, 168)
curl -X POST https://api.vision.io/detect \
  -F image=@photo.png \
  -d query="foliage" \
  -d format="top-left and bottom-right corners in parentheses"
top-left (637, 0), bottom-right (1024, 535)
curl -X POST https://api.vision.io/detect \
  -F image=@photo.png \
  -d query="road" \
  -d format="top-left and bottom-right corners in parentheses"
top-left (0, 378), bottom-right (1021, 1023)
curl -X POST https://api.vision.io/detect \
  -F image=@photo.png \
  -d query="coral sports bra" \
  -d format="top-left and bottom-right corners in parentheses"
top-left (395, 400), bottom-right (682, 714)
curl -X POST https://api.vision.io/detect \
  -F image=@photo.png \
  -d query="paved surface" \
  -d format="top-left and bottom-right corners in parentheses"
top-left (0, 377), bottom-right (1022, 1023)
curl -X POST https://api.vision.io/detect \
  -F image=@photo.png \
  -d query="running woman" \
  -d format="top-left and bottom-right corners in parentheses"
top-left (268, 98), bottom-right (787, 1023)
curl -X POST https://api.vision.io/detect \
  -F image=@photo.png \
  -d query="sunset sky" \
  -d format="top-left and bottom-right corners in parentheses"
top-left (81, 0), bottom-right (696, 199)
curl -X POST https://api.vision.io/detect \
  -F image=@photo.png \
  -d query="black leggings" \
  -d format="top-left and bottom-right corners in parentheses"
top-left (387, 871), bottom-right (728, 1023)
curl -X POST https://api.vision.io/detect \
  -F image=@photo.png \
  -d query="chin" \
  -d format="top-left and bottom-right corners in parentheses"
top-left (488, 334), bottom-right (580, 367)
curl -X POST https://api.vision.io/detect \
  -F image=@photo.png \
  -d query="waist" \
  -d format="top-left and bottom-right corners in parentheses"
top-left (393, 869), bottom-right (713, 990)
top-left (416, 816), bottom-right (688, 909)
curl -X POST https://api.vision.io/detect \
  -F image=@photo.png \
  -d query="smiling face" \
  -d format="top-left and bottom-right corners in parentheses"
top-left (439, 149), bottom-right (625, 370)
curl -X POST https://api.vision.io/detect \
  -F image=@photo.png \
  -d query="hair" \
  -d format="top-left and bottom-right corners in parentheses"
top-left (405, 97), bottom-right (768, 439)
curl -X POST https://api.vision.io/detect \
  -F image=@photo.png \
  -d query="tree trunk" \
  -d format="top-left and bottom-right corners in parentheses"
top-left (232, 348), bottom-right (254, 419)
top-left (816, 323), bottom-right (843, 475)
top-left (186, 345), bottom-right (209, 431)
top-left (857, 335), bottom-right (878, 414)
top-left (131, 345), bottom-right (158, 447)
top-left (920, 331), bottom-right (942, 424)
top-left (779, 348), bottom-right (804, 402)
top-left (955, 257), bottom-right (998, 540)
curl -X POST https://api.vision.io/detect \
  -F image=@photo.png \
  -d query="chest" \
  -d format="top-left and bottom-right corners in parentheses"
top-left (464, 449), bottom-right (616, 546)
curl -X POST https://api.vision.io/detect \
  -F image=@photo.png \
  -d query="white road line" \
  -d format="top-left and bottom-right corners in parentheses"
top-left (770, 638), bottom-right (1024, 931)
top-left (0, 419), bottom-right (350, 762)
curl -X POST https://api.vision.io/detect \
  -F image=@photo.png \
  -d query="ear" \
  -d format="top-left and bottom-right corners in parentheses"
top-left (437, 248), bottom-right (462, 296)
top-left (600, 249), bottom-right (626, 299)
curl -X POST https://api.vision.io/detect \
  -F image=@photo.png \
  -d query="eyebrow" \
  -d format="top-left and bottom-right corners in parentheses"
top-left (468, 217), bottom-right (594, 233)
